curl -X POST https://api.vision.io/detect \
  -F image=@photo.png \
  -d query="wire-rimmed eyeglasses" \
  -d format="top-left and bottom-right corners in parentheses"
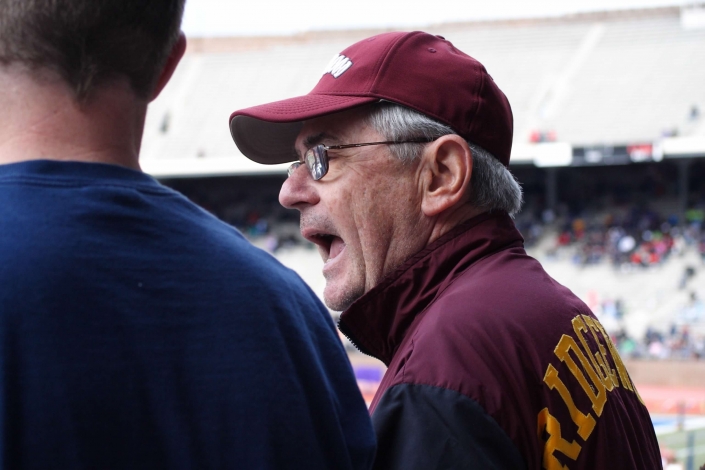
top-left (288, 138), bottom-right (438, 181)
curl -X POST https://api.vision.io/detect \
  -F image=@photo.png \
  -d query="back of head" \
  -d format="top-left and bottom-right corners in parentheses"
top-left (0, 0), bottom-right (185, 101)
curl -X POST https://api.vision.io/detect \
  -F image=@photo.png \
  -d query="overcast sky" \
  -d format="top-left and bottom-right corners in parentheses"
top-left (182, 0), bottom-right (690, 37)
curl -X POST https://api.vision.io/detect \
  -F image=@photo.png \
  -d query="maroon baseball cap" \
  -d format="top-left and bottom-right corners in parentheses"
top-left (229, 31), bottom-right (514, 166)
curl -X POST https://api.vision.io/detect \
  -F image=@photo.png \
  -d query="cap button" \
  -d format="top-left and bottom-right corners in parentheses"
top-left (428, 48), bottom-right (437, 53)
top-left (436, 35), bottom-right (445, 40)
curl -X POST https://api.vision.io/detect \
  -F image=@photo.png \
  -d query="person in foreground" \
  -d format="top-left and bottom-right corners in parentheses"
top-left (230, 31), bottom-right (662, 469)
top-left (0, 1), bottom-right (375, 468)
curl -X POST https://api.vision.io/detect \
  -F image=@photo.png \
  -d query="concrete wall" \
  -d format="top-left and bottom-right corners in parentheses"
top-left (626, 360), bottom-right (705, 388)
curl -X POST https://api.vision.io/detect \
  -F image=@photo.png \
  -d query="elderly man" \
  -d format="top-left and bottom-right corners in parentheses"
top-left (0, 1), bottom-right (375, 468)
top-left (230, 31), bottom-right (662, 469)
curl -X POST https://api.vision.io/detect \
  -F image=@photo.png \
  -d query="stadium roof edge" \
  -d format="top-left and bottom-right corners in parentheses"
top-left (142, 137), bottom-right (705, 179)
top-left (661, 136), bottom-right (705, 158)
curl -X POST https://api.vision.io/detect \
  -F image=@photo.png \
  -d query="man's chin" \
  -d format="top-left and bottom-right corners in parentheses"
top-left (323, 294), bottom-right (353, 313)
top-left (323, 283), bottom-right (363, 312)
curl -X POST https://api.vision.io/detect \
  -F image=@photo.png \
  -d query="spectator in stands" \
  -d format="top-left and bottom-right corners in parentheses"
top-left (230, 31), bottom-right (662, 470)
top-left (0, 1), bottom-right (375, 468)
top-left (626, 315), bottom-right (705, 361)
top-left (549, 207), bottom-right (688, 269)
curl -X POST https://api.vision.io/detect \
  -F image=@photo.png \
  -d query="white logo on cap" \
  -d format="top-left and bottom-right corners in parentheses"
top-left (323, 54), bottom-right (353, 78)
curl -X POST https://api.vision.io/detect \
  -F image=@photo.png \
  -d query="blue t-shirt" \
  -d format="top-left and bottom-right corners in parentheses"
top-left (0, 160), bottom-right (375, 469)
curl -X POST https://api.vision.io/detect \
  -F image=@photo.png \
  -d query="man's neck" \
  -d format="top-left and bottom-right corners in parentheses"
top-left (0, 65), bottom-right (148, 170)
top-left (427, 204), bottom-right (486, 245)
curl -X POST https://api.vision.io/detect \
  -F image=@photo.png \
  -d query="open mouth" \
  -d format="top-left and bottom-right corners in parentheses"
top-left (306, 232), bottom-right (345, 263)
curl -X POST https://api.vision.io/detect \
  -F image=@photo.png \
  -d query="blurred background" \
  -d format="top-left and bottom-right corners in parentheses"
top-left (142, 1), bottom-right (705, 467)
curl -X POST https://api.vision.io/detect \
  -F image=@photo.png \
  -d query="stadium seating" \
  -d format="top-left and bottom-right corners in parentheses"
top-left (142, 7), bottom-right (705, 168)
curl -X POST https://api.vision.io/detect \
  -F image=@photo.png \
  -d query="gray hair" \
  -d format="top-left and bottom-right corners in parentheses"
top-left (365, 102), bottom-right (523, 217)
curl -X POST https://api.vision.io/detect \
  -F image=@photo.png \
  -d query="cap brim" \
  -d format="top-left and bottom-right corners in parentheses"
top-left (230, 94), bottom-right (378, 165)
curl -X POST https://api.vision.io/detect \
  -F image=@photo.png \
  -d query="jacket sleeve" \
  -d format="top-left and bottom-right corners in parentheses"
top-left (371, 383), bottom-right (526, 470)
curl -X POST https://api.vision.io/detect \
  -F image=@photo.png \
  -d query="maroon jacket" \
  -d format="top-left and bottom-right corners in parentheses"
top-left (339, 212), bottom-right (662, 470)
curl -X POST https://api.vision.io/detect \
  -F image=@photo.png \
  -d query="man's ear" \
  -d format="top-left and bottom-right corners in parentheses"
top-left (420, 135), bottom-right (473, 217)
top-left (150, 32), bottom-right (187, 102)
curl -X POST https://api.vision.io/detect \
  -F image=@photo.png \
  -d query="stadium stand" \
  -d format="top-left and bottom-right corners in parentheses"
top-left (141, 6), bottom-right (705, 175)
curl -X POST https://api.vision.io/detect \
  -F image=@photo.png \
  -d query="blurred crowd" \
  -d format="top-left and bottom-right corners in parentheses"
top-left (531, 206), bottom-right (705, 269)
top-left (593, 292), bottom-right (705, 361)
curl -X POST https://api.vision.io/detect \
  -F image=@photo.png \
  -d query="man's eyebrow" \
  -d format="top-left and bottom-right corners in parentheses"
top-left (295, 132), bottom-right (336, 157)
top-left (304, 132), bottom-right (336, 148)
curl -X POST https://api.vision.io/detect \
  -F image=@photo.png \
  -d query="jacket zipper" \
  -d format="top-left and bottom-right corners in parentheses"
top-left (337, 318), bottom-right (379, 361)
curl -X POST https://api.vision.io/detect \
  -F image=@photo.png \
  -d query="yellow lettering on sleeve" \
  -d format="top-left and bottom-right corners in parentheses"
top-left (555, 334), bottom-right (607, 416)
top-left (581, 315), bottom-right (619, 389)
top-left (572, 316), bottom-right (615, 391)
top-left (592, 320), bottom-right (634, 392)
top-left (544, 364), bottom-right (596, 440)
top-left (537, 407), bottom-right (582, 470)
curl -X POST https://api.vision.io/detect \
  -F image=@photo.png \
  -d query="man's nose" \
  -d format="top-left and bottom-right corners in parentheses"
top-left (279, 164), bottom-right (319, 210)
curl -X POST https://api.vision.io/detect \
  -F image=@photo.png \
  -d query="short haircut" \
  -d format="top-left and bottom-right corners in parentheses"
top-left (0, 0), bottom-right (186, 100)
top-left (366, 102), bottom-right (524, 217)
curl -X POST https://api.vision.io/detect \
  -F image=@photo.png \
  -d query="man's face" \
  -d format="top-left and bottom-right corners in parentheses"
top-left (279, 107), bottom-right (429, 311)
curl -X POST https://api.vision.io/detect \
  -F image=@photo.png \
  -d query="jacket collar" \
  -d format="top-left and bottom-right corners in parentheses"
top-left (338, 211), bottom-right (523, 365)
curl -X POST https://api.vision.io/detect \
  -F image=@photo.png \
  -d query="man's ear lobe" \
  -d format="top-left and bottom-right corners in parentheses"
top-left (420, 135), bottom-right (472, 217)
top-left (150, 32), bottom-right (187, 102)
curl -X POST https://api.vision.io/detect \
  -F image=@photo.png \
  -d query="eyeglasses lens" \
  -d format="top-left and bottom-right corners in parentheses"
top-left (287, 161), bottom-right (301, 177)
top-left (306, 145), bottom-right (329, 181)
